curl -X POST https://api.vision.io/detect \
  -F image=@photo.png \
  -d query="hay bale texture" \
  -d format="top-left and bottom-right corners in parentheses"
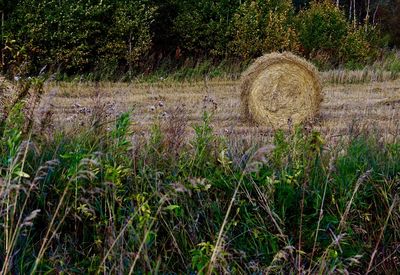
top-left (241, 52), bottom-right (322, 128)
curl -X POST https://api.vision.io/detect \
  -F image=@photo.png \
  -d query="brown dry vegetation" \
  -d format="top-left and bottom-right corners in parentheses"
top-left (2, 71), bottom-right (400, 274)
top-left (42, 72), bottom-right (400, 143)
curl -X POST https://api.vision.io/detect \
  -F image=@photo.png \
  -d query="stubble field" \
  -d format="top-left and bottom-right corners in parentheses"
top-left (44, 72), bottom-right (400, 142)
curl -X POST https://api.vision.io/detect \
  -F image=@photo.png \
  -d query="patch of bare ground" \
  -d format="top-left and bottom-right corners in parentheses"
top-left (40, 76), bottom-right (400, 143)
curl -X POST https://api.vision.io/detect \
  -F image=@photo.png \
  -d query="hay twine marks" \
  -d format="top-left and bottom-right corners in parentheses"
top-left (241, 52), bottom-right (322, 129)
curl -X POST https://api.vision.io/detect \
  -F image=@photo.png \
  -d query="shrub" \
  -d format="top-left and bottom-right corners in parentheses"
top-left (230, 0), bottom-right (299, 59)
top-left (172, 0), bottom-right (240, 57)
top-left (98, 0), bottom-right (155, 73)
top-left (296, 0), bottom-right (348, 64)
top-left (297, 0), bottom-right (380, 67)
top-left (389, 56), bottom-right (400, 73)
top-left (339, 26), bottom-right (379, 69)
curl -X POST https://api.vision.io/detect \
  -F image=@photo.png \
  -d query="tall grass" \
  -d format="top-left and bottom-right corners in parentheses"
top-left (0, 79), bottom-right (399, 273)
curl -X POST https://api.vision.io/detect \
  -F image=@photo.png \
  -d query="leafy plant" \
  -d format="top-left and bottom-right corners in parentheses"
top-left (231, 0), bottom-right (299, 59)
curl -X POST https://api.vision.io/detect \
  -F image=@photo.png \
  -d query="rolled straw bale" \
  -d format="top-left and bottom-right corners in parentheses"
top-left (241, 52), bottom-right (322, 128)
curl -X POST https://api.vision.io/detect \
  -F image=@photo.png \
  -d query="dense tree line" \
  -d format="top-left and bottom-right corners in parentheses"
top-left (0, 0), bottom-right (398, 77)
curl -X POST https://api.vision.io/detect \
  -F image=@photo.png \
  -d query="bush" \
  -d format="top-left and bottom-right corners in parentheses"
top-left (382, 51), bottom-right (400, 75)
top-left (172, 0), bottom-right (240, 57)
top-left (297, 0), bottom-right (348, 64)
top-left (98, 0), bottom-right (155, 74)
top-left (388, 55), bottom-right (400, 73)
top-left (339, 26), bottom-right (379, 69)
top-left (297, 0), bottom-right (380, 67)
top-left (230, 0), bottom-right (299, 59)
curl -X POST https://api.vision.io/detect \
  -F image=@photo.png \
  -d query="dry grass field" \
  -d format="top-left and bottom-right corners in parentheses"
top-left (41, 71), bottom-right (400, 143)
top-left (3, 71), bottom-right (400, 274)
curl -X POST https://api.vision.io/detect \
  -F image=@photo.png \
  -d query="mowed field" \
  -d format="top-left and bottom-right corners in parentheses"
top-left (42, 74), bottom-right (400, 142)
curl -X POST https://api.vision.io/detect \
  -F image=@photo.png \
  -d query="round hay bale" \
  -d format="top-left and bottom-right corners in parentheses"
top-left (241, 52), bottom-right (322, 128)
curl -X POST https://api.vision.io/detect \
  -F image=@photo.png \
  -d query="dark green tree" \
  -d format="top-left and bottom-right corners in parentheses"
top-left (5, 0), bottom-right (154, 75)
top-left (297, 1), bottom-right (348, 61)
top-left (172, 0), bottom-right (241, 58)
top-left (98, 0), bottom-right (155, 74)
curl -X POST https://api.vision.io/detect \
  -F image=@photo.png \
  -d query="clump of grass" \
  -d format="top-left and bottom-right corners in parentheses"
top-left (0, 81), bottom-right (399, 273)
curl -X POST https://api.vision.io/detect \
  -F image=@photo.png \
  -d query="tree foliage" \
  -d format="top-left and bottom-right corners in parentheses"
top-left (231, 0), bottom-right (299, 59)
top-left (297, 1), bottom-right (348, 57)
top-left (0, 0), bottom-right (395, 76)
top-left (172, 0), bottom-right (240, 57)
top-left (4, 0), bottom-right (154, 75)
top-left (297, 1), bottom-right (379, 67)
